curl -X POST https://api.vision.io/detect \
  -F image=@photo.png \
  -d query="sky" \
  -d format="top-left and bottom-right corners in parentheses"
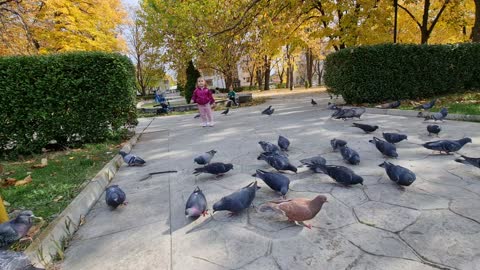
top-left (122, 0), bottom-right (139, 8)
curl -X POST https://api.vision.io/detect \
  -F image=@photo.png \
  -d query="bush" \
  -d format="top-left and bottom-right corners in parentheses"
top-left (184, 60), bottom-right (201, 103)
top-left (324, 43), bottom-right (480, 104)
top-left (0, 52), bottom-right (136, 155)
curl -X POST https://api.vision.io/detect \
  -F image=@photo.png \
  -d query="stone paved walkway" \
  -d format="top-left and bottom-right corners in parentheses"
top-left (62, 92), bottom-right (480, 270)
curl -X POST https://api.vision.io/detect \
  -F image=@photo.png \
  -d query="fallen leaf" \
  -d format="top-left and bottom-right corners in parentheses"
top-left (79, 215), bottom-right (86, 226)
top-left (4, 171), bottom-right (15, 176)
top-left (53, 195), bottom-right (63, 202)
top-left (26, 224), bottom-right (42, 238)
top-left (32, 158), bottom-right (48, 169)
top-left (69, 157), bottom-right (74, 160)
top-left (1, 177), bottom-right (17, 187)
top-left (50, 172), bottom-right (57, 176)
top-left (3, 200), bottom-right (10, 206)
top-left (15, 175), bottom-right (32, 186)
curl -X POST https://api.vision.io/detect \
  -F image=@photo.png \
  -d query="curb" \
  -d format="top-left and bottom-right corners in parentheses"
top-left (363, 108), bottom-right (480, 122)
top-left (25, 119), bottom-right (153, 267)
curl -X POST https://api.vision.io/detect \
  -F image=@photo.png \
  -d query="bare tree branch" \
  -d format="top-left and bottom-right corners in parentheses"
top-left (209, 0), bottom-right (261, 37)
top-left (397, 3), bottom-right (422, 29)
top-left (427, 0), bottom-right (450, 34)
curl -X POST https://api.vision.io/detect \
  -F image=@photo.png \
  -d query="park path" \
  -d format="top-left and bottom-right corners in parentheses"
top-left (62, 91), bottom-right (480, 270)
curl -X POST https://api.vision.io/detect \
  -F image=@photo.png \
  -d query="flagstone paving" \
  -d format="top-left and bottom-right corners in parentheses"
top-left (62, 92), bottom-right (480, 270)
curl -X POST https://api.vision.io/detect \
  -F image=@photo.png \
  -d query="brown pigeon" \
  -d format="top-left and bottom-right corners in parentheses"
top-left (259, 195), bottom-right (327, 229)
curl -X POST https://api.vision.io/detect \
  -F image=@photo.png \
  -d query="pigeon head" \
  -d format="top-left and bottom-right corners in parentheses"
top-left (213, 197), bottom-right (231, 213)
top-left (459, 137), bottom-right (472, 145)
top-left (225, 163), bottom-right (234, 170)
top-left (185, 207), bottom-right (203, 217)
top-left (257, 153), bottom-right (267, 160)
top-left (312, 195), bottom-right (328, 205)
top-left (14, 211), bottom-right (36, 225)
top-left (280, 185), bottom-right (289, 196)
top-left (353, 175), bottom-right (364, 185)
top-left (287, 164), bottom-right (298, 173)
top-left (378, 161), bottom-right (391, 168)
top-left (208, 150), bottom-right (217, 155)
top-left (119, 151), bottom-right (127, 157)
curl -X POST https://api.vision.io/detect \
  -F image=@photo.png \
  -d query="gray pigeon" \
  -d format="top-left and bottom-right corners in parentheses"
top-left (254, 169), bottom-right (290, 197)
top-left (327, 102), bottom-right (338, 110)
top-left (213, 181), bottom-right (260, 214)
top-left (185, 186), bottom-right (208, 218)
top-left (278, 135), bottom-right (290, 151)
top-left (194, 150), bottom-right (217, 165)
top-left (422, 138), bottom-right (472, 154)
top-left (369, 137), bottom-right (398, 158)
top-left (339, 145), bottom-right (360, 165)
top-left (330, 138), bottom-right (347, 151)
top-left (311, 99), bottom-right (317, 106)
top-left (259, 141), bottom-right (281, 153)
top-left (119, 151), bottom-right (146, 166)
top-left (424, 107), bottom-right (448, 121)
top-left (414, 99), bottom-right (436, 110)
top-left (352, 123), bottom-right (378, 133)
top-left (352, 107), bottom-right (366, 119)
top-left (376, 100), bottom-right (401, 109)
top-left (0, 250), bottom-right (44, 270)
top-left (455, 155), bottom-right (480, 169)
top-left (221, 108), bottom-right (229, 115)
top-left (261, 106), bottom-right (274, 115)
top-left (105, 185), bottom-right (127, 209)
top-left (194, 114), bottom-right (201, 119)
top-left (258, 152), bottom-right (297, 173)
top-left (427, 125), bottom-right (441, 136)
top-left (379, 161), bottom-right (416, 186)
top-left (0, 211), bottom-right (36, 249)
top-left (300, 155), bottom-right (327, 172)
top-left (313, 164), bottom-right (364, 186)
top-left (194, 162), bottom-right (234, 176)
top-left (382, 133), bottom-right (408, 144)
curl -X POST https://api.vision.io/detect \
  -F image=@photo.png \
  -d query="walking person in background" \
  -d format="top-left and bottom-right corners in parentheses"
top-left (191, 77), bottom-right (216, 127)
top-left (227, 85), bottom-right (238, 106)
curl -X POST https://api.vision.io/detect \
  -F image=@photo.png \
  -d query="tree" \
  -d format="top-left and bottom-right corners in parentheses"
top-left (126, 8), bottom-right (165, 96)
top-left (0, 0), bottom-right (126, 55)
top-left (184, 60), bottom-right (201, 104)
top-left (398, 0), bottom-right (455, 44)
top-left (473, 0), bottom-right (480, 42)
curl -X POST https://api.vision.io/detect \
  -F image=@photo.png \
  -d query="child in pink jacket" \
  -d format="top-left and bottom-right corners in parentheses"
top-left (191, 77), bottom-right (216, 127)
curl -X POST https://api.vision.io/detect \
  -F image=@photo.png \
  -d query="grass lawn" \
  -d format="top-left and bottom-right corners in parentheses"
top-left (0, 140), bottom-right (125, 250)
top-left (363, 91), bottom-right (480, 115)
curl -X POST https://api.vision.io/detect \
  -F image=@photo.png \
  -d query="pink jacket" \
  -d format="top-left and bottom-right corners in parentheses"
top-left (192, 87), bottom-right (215, 105)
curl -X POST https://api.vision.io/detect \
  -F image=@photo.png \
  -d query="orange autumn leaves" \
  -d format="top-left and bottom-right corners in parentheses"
top-left (0, 158), bottom-right (47, 188)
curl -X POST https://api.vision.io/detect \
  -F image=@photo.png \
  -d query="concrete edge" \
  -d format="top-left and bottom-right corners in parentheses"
top-left (24, 120), bottom-right (152, 267)
top-left (361, 107), bottom-right (480, 122)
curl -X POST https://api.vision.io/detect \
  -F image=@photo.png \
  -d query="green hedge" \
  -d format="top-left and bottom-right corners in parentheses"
top-left (0, 52), bottom-right (136, 155)
top-left (324, 43), bottom-right (480, 104)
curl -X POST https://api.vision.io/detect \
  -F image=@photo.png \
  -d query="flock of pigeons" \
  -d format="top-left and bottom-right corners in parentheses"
top-left (1, 96), bottom-right (479, 269)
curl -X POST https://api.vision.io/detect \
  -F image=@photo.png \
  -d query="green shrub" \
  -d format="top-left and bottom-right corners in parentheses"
top-left (0, 52), bottom-right (136, 156)
top-left (184, 60), bottom-right (201, 103)
top-left (324, 43), bottom-right (480, 104)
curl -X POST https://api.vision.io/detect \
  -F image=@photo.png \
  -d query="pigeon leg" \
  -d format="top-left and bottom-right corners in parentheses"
top-left (19, 236), bottom-right (34, 243)
top-left (215, 174), bottom-right (225, 179)
top-left (202, 210), bottom-right (209, 217)
top-left (123, 201), bottom-right (129, 206)
top-left (227, 212), bottom-right (238, 217)
top-left (297, 221), bottom-right (312, 229)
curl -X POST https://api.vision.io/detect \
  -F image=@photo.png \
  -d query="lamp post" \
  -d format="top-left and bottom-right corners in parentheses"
top-left (394, 0), bottom-right (398, 43)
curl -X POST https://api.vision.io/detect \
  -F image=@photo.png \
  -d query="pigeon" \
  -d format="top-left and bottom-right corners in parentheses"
top-left (0, 250), bottom-right (44, 270)
top-left (382, 132), bottom-right (408, 144)
top-left (376, 100), bottom-right (401, 109)
top-left (221, 108), bottom-right (229, 115)
top-left (422, 138), bottom-right (472, 154)
top-left (213, 181), bottom-right (260, 214)
top-left (261, 106), bottom-right (274, 116)
top-left (194, 150), bottom-right (217, 165)
top-left (352, 107), bottom-right (366, 119)
top-left (300, 155), bottom-right (327, 167)
top-left (414, 99), bottom-right (437, 110)
top-left (330, 138), bottom-right (347, 151)
top-left (369, 137), bottom-right (398, 158)
top-left (185, 186), bottom-right (208, 218)
top-left (327, 102), bottom-right (338, 110)
top-left (427, 125), bottom-right (441, 136)
top-left (379, 161), bottom-right (416, 186)
top-left (424, 107), bottom-right (448, 121)
top-left (333, 108), bottom-right (357, 120)
top-left (258, 152), bottom-right (297, 173)
top-left (194, 114), bottom-right (201, 119)
top-left (254, 169), bottom-right (290, 197)
top-left (277, 135), bottom-right (290, 151)
top-left (311, 99), bottom-right (317, 106)
top-left (455, 155), bottom-right (480, 169)
top-left (339, 145), bottom-right (360, 165)
top-left (119, 151), bottom-right (146, 166)
top-left (105, 185), bottom-right (127, 209)
top-left (258, 195), bottom-right (327, 229)
top-left (0, 211), bottom-right (36, 249)
top-left (313, 164), bottom-right (364, 186)
top-left (352, 123), bottom-right (379, 133)
top-left (259, 141), bottom-right (281, 153)
top-left (194, 162), bottom-right (234, 176)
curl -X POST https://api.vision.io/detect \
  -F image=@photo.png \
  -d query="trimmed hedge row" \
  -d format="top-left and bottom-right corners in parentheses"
top-left (0, 52), bottom-right (136, 155)
top-left (324, 43), bottom-right (480, 104)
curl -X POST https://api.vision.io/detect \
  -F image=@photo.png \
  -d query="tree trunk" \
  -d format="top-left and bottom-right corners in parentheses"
top-left (286, 67), bottom-right (290, 89)
top-left (248, 65), bottom-right (255, 87)
top-left (306, 48), bottom-right (313, 88)
top-left (289, 63), bottom-right (294, 91)
top-left (256, 69), bottom-right (263, 89)
top-left (278, 67), bottom-right (284, 85)
top-left (420, 0), bottom-right (430, 44)
top-left (472, 0), bottom-right (480, 42)
top-left (263, 55), bottom-right (270, 91)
